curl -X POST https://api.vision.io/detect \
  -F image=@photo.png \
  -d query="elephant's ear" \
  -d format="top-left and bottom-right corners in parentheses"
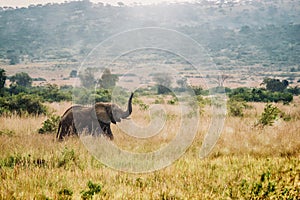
top-left (92, 104), bottom-right (111, 124)
top-left (93, 103), bottom-right (116, 124)
top-left (105, 106), bottom-right (117, 124)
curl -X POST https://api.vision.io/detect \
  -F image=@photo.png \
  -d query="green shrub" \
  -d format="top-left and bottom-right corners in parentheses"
top-left (132, 97), bottom-right (149, 111)
top-left (58, 188), bottom-right (73, 200)
top-left (261, 78), bottom-right (289, 92)
top-left (229, 87), bottom-right (293, 103)
top-left (154, 97), bottom-right (165, 104)
top-left (0, 154), bottom-right (31, 168)
top-left (0, 129), bottom-right (15, 137)
top-left (32, 77), bottom-right (46, 81)
top-left (139, 102), bottom-right (149, 111)
top-left (38, 114), bottom-right (60, 134)
top-left (81, 181), bottom-right (101, 200)
top-left (167, 97), bottom-right (178, 105)
top-left (256, 104), bottom-right (282, 127)
top-left (10, 72), bottom-right (32, 87)
top-left (227, 99), bottom-right (250, 117)
top-left (0, 93), bottom-right (47, 116)
top-left (31, 84), bottom-right (72, 102)
top-left (73, 88), bottom-right (112, 104)
top-left (197, 95), bottom-right (211, 106)
top-left (190, 86), bottom-right (208, 95)
top-left (57, 148), bottom-right (77, 168)
top-left (247, 170), bottom-right (276, 198)
top-left (0, 68), bottom-right (6, 91)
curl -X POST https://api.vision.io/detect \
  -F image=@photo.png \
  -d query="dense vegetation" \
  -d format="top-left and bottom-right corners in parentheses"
top-left (0, 68), bottom-right (121, 115)
top-left (0, 0), bottom-right (299, 68)
top-left (228, 87), bottom-right (294, 103)
top-left (1, 67), bottom-right (299, 119)
top-left (0, 69), bottom-right (71, 115)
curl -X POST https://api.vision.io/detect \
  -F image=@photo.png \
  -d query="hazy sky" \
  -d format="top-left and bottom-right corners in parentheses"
top-left (0, 0), bottom-right (195, 7)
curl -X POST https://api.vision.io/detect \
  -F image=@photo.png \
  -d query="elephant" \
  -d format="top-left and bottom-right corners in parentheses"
top-left (56, 93), bottom-right (134, 140)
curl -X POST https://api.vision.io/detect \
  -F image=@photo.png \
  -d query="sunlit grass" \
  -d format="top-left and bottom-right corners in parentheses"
top-left (0, 101), bottom-right (299, 199)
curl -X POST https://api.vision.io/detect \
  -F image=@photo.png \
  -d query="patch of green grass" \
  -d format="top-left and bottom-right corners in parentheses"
top-left (0, 129), bottom-right (15, 136)
top-left (81, 181), bottom-right (101, 200)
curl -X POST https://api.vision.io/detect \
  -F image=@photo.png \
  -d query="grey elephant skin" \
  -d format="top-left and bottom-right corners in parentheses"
top-left (56, 93), bottom-right (134, 140)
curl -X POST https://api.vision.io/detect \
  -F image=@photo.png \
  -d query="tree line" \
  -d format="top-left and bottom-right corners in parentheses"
top-left (0, 67), bottom-right (299, 116)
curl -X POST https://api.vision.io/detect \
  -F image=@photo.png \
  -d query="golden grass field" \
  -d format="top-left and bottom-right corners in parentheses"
top-left (0, 96), bottom-right (299, 199)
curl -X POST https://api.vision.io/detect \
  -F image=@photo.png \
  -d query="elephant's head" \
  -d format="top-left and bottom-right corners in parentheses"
top-left (93, 93), bottom-right (134, 124)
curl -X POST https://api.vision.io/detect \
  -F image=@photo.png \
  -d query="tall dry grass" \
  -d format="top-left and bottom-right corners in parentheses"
top-left (0, 100), bottom-right (299, 199)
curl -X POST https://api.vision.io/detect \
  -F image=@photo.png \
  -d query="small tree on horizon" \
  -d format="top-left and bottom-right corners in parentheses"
top-left (79, 68), bottom-right (96, 89)
top-left (213, 74), bottom-right (231, 87)
top-left (261, 78), bottom-right (289, 92)
top-left (153, 73), bottom-right (173, 94)
top-left (10, 72), bottom-right (32, 87)
top-left (98, 68), bottom-right (118, 89)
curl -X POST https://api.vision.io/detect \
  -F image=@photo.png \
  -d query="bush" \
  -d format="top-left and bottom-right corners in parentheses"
top-left (38, 114), bottom-right (60, 134)
top-left (167, 99), bottom-right (176, 105)
top-left (69, 69), bottom-right (77, 78)
top-left (132, 97), bottom-right (149, 111)
top-left (154, 97), bottom-right (165, 104)
top-left (2, 83), bottom-right (72, 103)
top-left (31, 84), bottom-right (72, 102)
top-left (57, 148), bottom-right (77, 168)
top-left (167, 97), bottom-right (178, 105)
top-left (0, 68), bottom-right (6, 90)
top-left (73, 88), bottom-right (112, 104)
top-left (139, 103), bottom-right (149, 110)
top-left (32, 77), bottom-right (46, 81)
top-left (190, 86), bottom-right (207, 95)
top-left (10, 72), bottom-right (32, 87)
top-left (0, 153), bottom-right (29, 168)
top-left (227, 99), bottom-right (250, 117)
top-left (256, 104), bottom-right (282, 127)
top-left (229, 87), bottom-right (293, 103)
top-left (261, 78), bottom-right (289, 92)
top-left (95, 88), bottom-right (112, 102)
top-left (81, 181), bottom-right (101, 200)
top-left (98, 68), bottom-right (118, 89)
top-left (287, 86), bottom-right (300, 95)
top-left (197, 95), bottom-right (211, 106)
top-left (210, 86), bottom-right (230, 94)
top-left (58, 188), bottom-right (73, 200)
top-left (0, 93), bottom-right (47, 116)
top-left (0, 129), bottom-right (15, 137)
top-left (153, 73), bottom-right (172, 94)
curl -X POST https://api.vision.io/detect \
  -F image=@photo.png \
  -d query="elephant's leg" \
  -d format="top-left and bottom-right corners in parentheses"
top-left (56, 122), bottom-right (62, 140)
top-left (89, 121), bottom-right (102, 137)
top-left (68, 121), bottom-right (76, 136)
top-left (99, 122), bottom-right (113, 140)
top-left (59, 123), bottom-right (68, 140)
top-left (67, 125), bottom-right (72, 136)
top-left (71, 122), bottom-right (78, 135)
top-left (106, 125), bottom-right (114, 140)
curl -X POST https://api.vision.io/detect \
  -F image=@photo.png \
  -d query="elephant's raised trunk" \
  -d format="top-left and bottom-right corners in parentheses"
top-left (121, 92), bottom-right (134, 118)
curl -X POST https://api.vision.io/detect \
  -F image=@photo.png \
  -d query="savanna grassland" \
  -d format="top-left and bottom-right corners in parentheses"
top-left (0, 0), bottom-right (300, 199)
top-left (0, 98), bottom-right (299, 199)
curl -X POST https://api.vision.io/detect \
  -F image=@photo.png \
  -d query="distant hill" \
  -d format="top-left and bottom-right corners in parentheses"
top-left (0, 0), bottom-right (299, 67)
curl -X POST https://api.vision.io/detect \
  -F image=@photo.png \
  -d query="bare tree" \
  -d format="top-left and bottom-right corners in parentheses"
top-left (213, 74), bottom-right (231, 87)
